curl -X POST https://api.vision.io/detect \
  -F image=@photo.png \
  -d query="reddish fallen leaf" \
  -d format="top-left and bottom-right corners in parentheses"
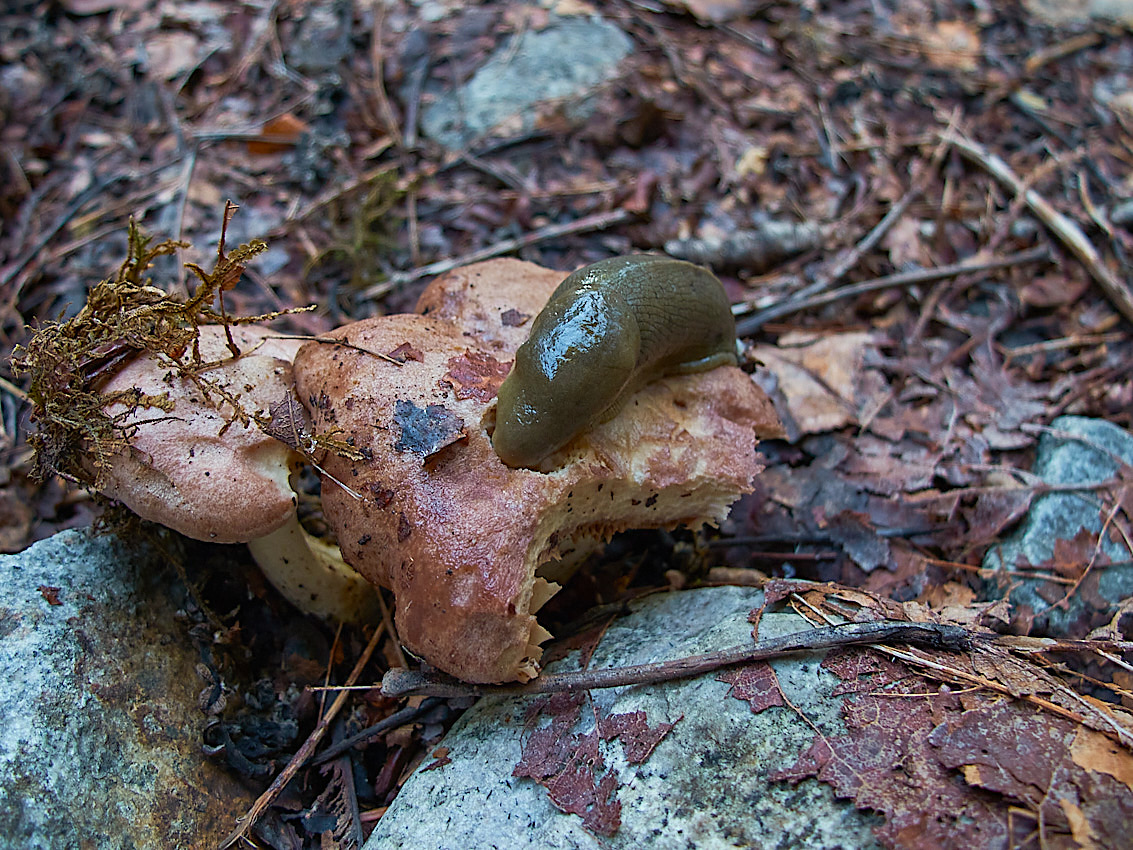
top-left (443, 351), bottom-right (511, 402)
top-left (770, 645), bottom-right (1133, 848)
top-left (545, 732), bottom-right (621, 837)
top-left (247, 113), bottom-right (309, 155)
top-left (421, 747), bottom-right (451, 771)
top-left (37, 585), bottom-right (62, 605)
top-left (772, 650), bottom-right (1024, 848)
top-left (514, 694), bottom-right (679, 837)
top-left (499, 309), bottom-right (530, 328)
top-left (597, 710), bottom-right (679, 763)
top-left (387, 342), bottom-right (424, 363)
top-left (718, 662), bottom-right (785, 713)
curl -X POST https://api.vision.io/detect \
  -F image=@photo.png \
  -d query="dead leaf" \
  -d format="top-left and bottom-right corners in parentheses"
top-left (597, 710), bottom-right (679, 763)
top-left (1019, 274), bottom-right (1091, 308)
top-left (262, 391), bottom-right (315, 454)
top-left (1059, 797), bottom-right (1100, 849)
top-left (247, 113), bottom-right (310, 155)
top-left (500, 309), bottom-right (530, 328)
top-left (718, 662), bottom-right (785, 712)
top-left (664, 0), bottom-right (759, 24)
top-left (1071, 727), bottom-right (1133, 791)
top-left (921, 21), bottom-right (981, 72)
top-left (444, 351), bottom-right (511, 402)
top-left (37, 585), bottom-right (62, 605)
top-left (752, 332), bottom-right (880, 438)
top-left (145, 32), bottom-right (203, 81)
top-left (882, 217), bottom-right (931, 268)
top-left (387, 342), bottom-right (424, 363)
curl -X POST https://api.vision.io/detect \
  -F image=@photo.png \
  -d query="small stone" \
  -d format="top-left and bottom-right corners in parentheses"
top-left (981, 415), bottom-right (1133, 636)
top-left (420, 16), bottom-right (633, 149)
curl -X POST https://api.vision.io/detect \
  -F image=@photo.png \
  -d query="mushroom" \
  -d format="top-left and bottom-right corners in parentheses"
top-left (292, 258), bottom-right (782, 683)
top-left (98, 323), bottom-right (380, 623)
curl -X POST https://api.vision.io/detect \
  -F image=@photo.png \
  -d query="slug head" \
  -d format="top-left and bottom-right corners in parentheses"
top-left (494, 287), bottom-right (639, 469)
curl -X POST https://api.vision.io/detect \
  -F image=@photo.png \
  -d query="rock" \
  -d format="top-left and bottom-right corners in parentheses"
top-left (364, 585), bottom-right (883, 849)
top-left (982, 415), bottom-right (1133, 636)
top-left (420, 15), bottom-right (633, 149)
top-left (0, 529), bottom-right (251, 849)
top-left (286, 2), bottom-right (352, 74)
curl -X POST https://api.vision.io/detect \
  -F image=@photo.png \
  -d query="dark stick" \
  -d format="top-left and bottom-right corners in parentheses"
top-left (310, 698), bottom-right (444, 766)
top-left (380, 620), bottom-right (974, 699)
top-left (736, 246), bottom-right (1050, 335)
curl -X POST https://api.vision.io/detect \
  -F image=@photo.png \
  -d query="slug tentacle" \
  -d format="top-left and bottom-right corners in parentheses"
top-left (493, 254), bottom-right (738, 469)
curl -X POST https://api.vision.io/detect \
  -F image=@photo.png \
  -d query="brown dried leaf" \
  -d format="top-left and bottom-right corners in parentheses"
top-left (597, 710), bottom-right (679, 763)
top-left (247, 113), bottom-right (310, 155)
top-left (444, 351), bottom-right (511, 402)
top-left (920, 20), bottom-right (981, 72)
top-left (1071, 727), bottom-right (1133, 791)
top-left (262, 391), bottom-right (315, 454)
top-left (37, 585), bottom-right (62, 606)
top-left (500, 309), bottom-right (530, 328)
top-left (751, 331), bottom-right (880, 438)
top-left (771, 658), bottom-right (1014, 848)
top-left (387, 342), bottom-right (424, 364)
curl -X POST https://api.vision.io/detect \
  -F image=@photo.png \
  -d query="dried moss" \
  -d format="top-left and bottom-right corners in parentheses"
top-left (12, 204), bottom-right (304, 488)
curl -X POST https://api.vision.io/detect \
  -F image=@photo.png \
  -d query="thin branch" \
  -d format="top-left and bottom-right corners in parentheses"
top-left (310, 698), bottom-right (444, 766)
top-left (368, 0), bottom-right (403, 147)
top-left (944, 130), bottom-right (1133, 325)
top-left (791, 124), bottom-right (955, 304)
top-left (379, 620), bottom-right (973, 699)
top-left (362, 208), bottom-right (634, 296)
top-left (736, 246), bottom-right (1050, 335)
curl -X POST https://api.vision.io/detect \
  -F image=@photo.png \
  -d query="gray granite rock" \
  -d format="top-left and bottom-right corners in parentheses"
top-left (982, 415), bottom-right (1133, 635)
top-left (365, 585), bottom-right (881, 850)
top-left (0, 529), bottom-right (251, 850)
top-left (420, 15), bottom-right (633, 149)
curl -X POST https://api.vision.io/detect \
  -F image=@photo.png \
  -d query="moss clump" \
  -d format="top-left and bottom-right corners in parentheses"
top-left (12, 203), bottom-right (302, 487)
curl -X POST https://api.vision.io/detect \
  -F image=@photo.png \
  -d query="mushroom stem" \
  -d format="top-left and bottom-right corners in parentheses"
top-left (246, 513), bottom-right (381, 624)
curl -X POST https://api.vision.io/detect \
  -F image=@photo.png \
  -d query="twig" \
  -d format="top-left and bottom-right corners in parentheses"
top-left (735, 246), bottom-right (1050, 335)
top-left (264, 333), bottom-right (404, 366)
top-left (217, 624), bottom-right (384, 849)
top-left (1023, 32), bottom-right (1102, 75)
top-left (368, 1), bottom-right (403, 147)
top-left (1003, 331), bottom-right (1125, 361)
top-left (329, 716), bottom-right (365, 850)
top-left (876, 643), bottom-right (1133, 750)
top-left (792, 125), bottom-right (954, 304)
top-left (376, 586), bottom-right (407, 670)
top-left (944, 130), bottom-right (1133, 325)
top-left (362, 208), bottom-right (634, 296)
top-left (310, 698), bottom-right (444, 766)
top-left (378, 621), bottom-right (973, 699)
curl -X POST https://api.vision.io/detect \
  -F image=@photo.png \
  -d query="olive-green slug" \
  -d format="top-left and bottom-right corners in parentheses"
top-left (492, 254), bottom-right (738, 468)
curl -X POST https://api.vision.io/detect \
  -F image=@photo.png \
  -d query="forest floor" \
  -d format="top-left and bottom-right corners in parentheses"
top-left (3, 0), bottom-right (1133, 847)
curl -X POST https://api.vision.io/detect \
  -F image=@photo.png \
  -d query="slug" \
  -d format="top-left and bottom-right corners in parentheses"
top-left (493, 254), bottom-right (738, 469)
